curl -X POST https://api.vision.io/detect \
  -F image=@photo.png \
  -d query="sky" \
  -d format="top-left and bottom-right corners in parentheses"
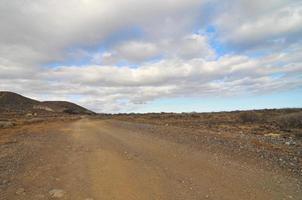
top-left (0, 0), bottom-right (302, 113)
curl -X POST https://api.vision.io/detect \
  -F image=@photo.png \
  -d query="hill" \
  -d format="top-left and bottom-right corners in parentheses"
top-left (0, 91), bottom-right (95, 115)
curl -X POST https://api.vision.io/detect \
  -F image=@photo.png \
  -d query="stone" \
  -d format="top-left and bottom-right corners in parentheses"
top-left (16, 188), bottom-right (25, 195)
top-left (0, 121), bottom-right (15, 128)
top-left (49, 189), bottom-right (65, 198)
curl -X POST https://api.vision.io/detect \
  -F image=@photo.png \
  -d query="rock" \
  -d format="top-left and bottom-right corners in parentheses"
top-left (264, 133), bottom-right (280, 138)
top-left (49, 189), bottom-right (65, 198)
top-left (0, 121), bottom-right (15, 128)
top-left (16, 188), bottom-right (25, 195)
top-left (26, 113), bottom-right (33, 117)
top-left (285, 140), bottom-right (296, 146)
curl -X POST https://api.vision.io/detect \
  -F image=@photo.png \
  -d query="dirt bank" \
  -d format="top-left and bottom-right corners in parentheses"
top-left (0, 119), bottom-right (301, 199)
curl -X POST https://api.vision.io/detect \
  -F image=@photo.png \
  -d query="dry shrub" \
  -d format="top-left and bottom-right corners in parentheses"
top-left (187, 113), bottom-right (200, 118)
top-left (275, 112), bottom-right (302, 129)
top-left (238, 111), bottom-right (263, 123)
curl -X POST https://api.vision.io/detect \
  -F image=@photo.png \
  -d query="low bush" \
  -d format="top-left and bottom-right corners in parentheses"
top-left (238, 111), bottom-right (263, 123)
top-left (275, 112), bottom-right (302, 129)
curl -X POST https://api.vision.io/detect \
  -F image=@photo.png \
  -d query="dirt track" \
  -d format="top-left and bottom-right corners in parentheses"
top-left (0, 119), bottom-right (301, 199)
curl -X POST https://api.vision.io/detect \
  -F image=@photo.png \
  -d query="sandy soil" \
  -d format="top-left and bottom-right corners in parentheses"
top-left (0, 119), bottom-right (301, 200)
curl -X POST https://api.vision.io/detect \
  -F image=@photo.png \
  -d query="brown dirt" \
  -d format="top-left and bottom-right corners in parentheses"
top-left (0, 119), bottom-right (301, 200)
top-left (113, 110), bottom-right (302, 175)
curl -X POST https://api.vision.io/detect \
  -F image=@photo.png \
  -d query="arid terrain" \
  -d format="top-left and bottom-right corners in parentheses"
top-left (0, 112), bottom-right (301, 199)
top-left (1, 93), bottom-right (302, 199)
top-left (2, 0), bottom-right (302, 199)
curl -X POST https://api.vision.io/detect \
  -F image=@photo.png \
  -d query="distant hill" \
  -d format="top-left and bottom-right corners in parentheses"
top-left (0, 91), bottom-right (95, 115)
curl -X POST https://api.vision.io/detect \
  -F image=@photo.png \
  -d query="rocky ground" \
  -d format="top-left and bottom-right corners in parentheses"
top-left (113, 110), bottom-right (302, 176)
top-left (0, 117), bottom-right (301, 200)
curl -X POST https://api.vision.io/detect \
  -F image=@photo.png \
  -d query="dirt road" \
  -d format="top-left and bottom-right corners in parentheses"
top-left (0, 119), bottom-right (301, 199)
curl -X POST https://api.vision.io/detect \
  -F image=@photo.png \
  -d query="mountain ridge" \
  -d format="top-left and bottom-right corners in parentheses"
top-left (0, 91), bottom-right (95, 115)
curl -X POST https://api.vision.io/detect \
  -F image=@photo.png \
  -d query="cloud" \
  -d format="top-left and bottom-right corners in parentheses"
top-left (212, 0), bottom-right (302, 51)
top-left (92, 41), bottom-right (160, 64)
top-left (49, 53), bottom-right (301, 88)
top-left (0, 0), bottom-right (301, 112)
top-left (117, 41), bottom-right (159, 62)
top-left (1, 51), bottom-right (301, 112)
top-left (0, 0), bottom-right (204, 65)
top-left (92, 34), bottom-right (215, 64)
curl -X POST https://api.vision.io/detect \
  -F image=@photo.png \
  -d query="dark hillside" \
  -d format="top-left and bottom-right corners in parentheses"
top-left (0, 91), bottom-right (95, 115)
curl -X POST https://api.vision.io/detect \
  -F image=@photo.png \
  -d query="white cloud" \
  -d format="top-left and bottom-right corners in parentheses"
top-left (117, 41), bottom-right (159, 62)
top-left (13, 50), bottom-right (296, 112)
top-left (212, 0), bottom-right (302, 50)
top-left (1, 0), bottom-right (302, 112)
top-left (93, 34), bottom-right (215, 64)
top-left (173, 34), bottom-right (215, 59)
top-left (93, 41), bottom-right (160, 64)
top-left (49, 54), bottom-right (301, 88)
top-left (0, 0), bottom-right (204, 65)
